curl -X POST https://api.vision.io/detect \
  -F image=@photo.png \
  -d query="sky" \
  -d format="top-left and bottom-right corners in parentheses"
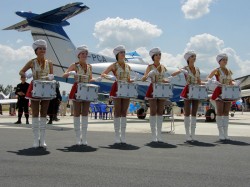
top-left (1, 0), bottom-right (250, 92)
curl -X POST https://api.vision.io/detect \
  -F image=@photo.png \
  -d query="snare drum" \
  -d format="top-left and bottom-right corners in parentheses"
top-left (116, 81), bottom-right (138, 98)
top-left (188, 85), bottom-right (208, 100)
top-left (153, 83), bottom-right (173, 98)
top-left (32, 80), bottom-right (56, 99)
top-left (221, 85), bottom-right (241, 100)
top-left (75, 83), bottom-right (99, 101)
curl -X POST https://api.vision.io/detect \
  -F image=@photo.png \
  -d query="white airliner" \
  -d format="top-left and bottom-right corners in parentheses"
top-left (0, 92), bottom-right (17, 104)
top-left (4, 2), bottom-right (235, 121)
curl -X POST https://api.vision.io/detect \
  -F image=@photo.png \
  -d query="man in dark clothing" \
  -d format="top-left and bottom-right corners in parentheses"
top-left (47, 82), bottom-right (62, 124)
top-left (14, 76), bottom-right (30, 124)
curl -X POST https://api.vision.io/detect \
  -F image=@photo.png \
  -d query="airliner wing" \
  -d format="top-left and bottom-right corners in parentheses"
top-left (0, 99), bottom-right (17, 104)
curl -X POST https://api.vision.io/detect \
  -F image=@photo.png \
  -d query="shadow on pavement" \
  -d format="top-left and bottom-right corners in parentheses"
top-left (145, 141), bottom-right (177, 148)
top-left (178, 140), bottom-right (216, 147)
top-left (100, 143), bottom-right (140, 150)
top-left (215, 139), bottom-right (250, 146)
top-left (7, 147), bottom-right (50, 156)
top-left (57, 145), bottom-right (98, 152)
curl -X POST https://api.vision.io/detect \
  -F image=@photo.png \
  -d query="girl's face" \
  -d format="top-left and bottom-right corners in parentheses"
top-left (78, 51), bottom-right (88, 61)
top-left (118, 51), bottom-right (125, 61)
top-left (153, 53), bottom-right (161, 62)
top-left (35, 47), bottom-right (46, 57)
top-left (219, 58), bottom-right (228, 67)
top-left (188, 55), bottom-right (196, 65)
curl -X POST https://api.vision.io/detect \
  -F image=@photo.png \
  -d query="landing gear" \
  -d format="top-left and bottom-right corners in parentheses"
top-left (205, 109), bottom-right (216, 122)
top-left (137, 108), bottom-right (147, 119)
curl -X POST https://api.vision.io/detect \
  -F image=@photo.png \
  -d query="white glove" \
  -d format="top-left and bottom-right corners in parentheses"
top-left (207, 78), bottom-right (212, 85)
top-left (234, 80), bottom-right (241, 86)
top-left (212, 80), bottom-right (222, 86)
top-left (68, 71), bottom-right (76, 76)
top-left (180, 69), bottom-right (188, 75)
top-left (148, 70), bottom-right (157, 77)
top-left (167, 76), bottom-right (173, 82)
top-left (25, 72), bottom-right (33, 79)
top-left (95, 77), bottom-right (102, 82)
top-left (48, 74), bottom-right (54, 80)
top-left (131, 72), bottom-right (139, 82)
top-left (105, 75), bottom-right (116, 81)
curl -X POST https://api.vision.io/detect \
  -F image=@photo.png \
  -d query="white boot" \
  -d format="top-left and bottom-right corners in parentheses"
top-left (32, 117), bottom-right (39, 148)
top-left (223, 116), bottom-right (230, 140)
top-left (156, 115), bottom-right (163, 142)
top-left (40, 117), bottom-right (47, 148)
top-left (114, 117), bottom-right (121, 143)
top-left (150, 116), bottom-right (157, 142)
top-left (120, 117), bottom-right (127, 143)
top-left (191, 116), bottom-right (196, 141)
top-left (81, 116), bottom-right (88, 145)
top-left (184, 116), bottom-right (192, 141)
top-left (216, 116), bottom-right (225, 140)
top-left (74, 117), bottom-right (81, 145)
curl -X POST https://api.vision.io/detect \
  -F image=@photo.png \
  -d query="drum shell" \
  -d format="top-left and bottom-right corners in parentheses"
top-left (188, 85), bottom-right (208, 100)
top-left (152, 83), bottom-right (173, 98)
top-left (75, 83), bottom-right (99, 101)
top-left (32, 80), bottom-right (56, 99)
top-left (116, 81), bottom-right (138, 98)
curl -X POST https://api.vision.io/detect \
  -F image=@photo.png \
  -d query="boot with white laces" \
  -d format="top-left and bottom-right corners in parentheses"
top-left (184, 116), bottom-right (192, 142)
top-left (32, 117), bottom-right (39, 148)
top-left (191, 116), bottom-right (197, 141)
top-left (156, 115), bottom-right (163, 142)
top-left (114, 117), bottom-right (121, 143)
top-left (81, 116), bottom-right (88, 145)
top-left (74, 117), bottom-right (81, 145)
top-left (40, 117), bottom-right (47, 148)
top-left (150, 116), bottom-right (157, 142)
top-left (120, 117), bottom-right (127, 143)
top-left (216, 116), bottom-right (225, 141)
top-left (223, 116), bottom-right (230, 140)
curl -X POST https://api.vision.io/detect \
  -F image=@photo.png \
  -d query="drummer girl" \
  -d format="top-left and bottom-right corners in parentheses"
top-left (19, 39), bottom-right (54, 148)
top-left (101, 45), bottom-right (138, 144)
top-left (141, 47), bottom-right (169, 143)
top-left (63, 45), bottom-right (101, 146)
top-left (207, 53), bottom-right (234, 141)
top-left (171, 51), bottom-right (201, 142)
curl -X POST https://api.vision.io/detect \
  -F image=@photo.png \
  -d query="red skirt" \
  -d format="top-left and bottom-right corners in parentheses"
top-left (180, 85), bottom-right (189, 99)
top-left (145, 83), bottom-right (153, 99)
top-left (211, 86), bottom-right (222, 100)
top-left (25, 81), bottom-right (33, 99)
top-left (110, 81), bottom-right (118, 97)
top-left (69, 82), bottom-right (78, 100)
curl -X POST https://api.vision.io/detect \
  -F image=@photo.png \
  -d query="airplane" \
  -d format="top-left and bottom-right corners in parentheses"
top-left (3, 2), bottom-right (222, 119)
top-left (0, 92), bottom-right (17, 104)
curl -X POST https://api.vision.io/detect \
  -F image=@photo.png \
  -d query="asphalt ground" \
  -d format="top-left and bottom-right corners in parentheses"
top-left (0, 112), bottom-right (250, 187)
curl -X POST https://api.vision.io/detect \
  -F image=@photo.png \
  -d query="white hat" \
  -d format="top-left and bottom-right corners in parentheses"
top-left (216, 53), bottom-right (228, 63)
top-left (76, 45), bottom-right (88, 57)
top-left (184, 51), bottom-right (196, 61)
top-left (149, 47), bottom-right (161, 58)
top-left (113, 45), bottom-right (126, 56)
top-left (32, 39), bottom-right (47, 50)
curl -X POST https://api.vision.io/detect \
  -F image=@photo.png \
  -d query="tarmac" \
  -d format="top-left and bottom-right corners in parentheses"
top-left (0, 111), bottom-right (250, 187)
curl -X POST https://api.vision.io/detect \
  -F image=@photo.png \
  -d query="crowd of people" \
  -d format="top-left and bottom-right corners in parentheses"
top-left (1, 38), bottom-right (242, 149)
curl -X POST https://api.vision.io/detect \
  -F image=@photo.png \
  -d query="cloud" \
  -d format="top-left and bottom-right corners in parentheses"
top-left (97, 32), bottom-right (249, 78)
top-left (93, 17), bottom-right (162, 50)
top-left (0, 44), bottom-right (35, 87)
top-left (182, 33), bottom-right (249, 78)
top-left (16, 39), bottom-right (23, 44)
top-left (181, 0), bottom-right (214, 19)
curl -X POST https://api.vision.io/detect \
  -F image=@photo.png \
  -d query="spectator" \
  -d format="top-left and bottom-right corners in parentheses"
top-left (60, 90), bottom-right (68, 116)
top-left (9, 88), bottom-right (17, 116)
top-left (47, 82), bottom-right (62, 124)
top-left (14, 75), bottom-right (30, 124)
